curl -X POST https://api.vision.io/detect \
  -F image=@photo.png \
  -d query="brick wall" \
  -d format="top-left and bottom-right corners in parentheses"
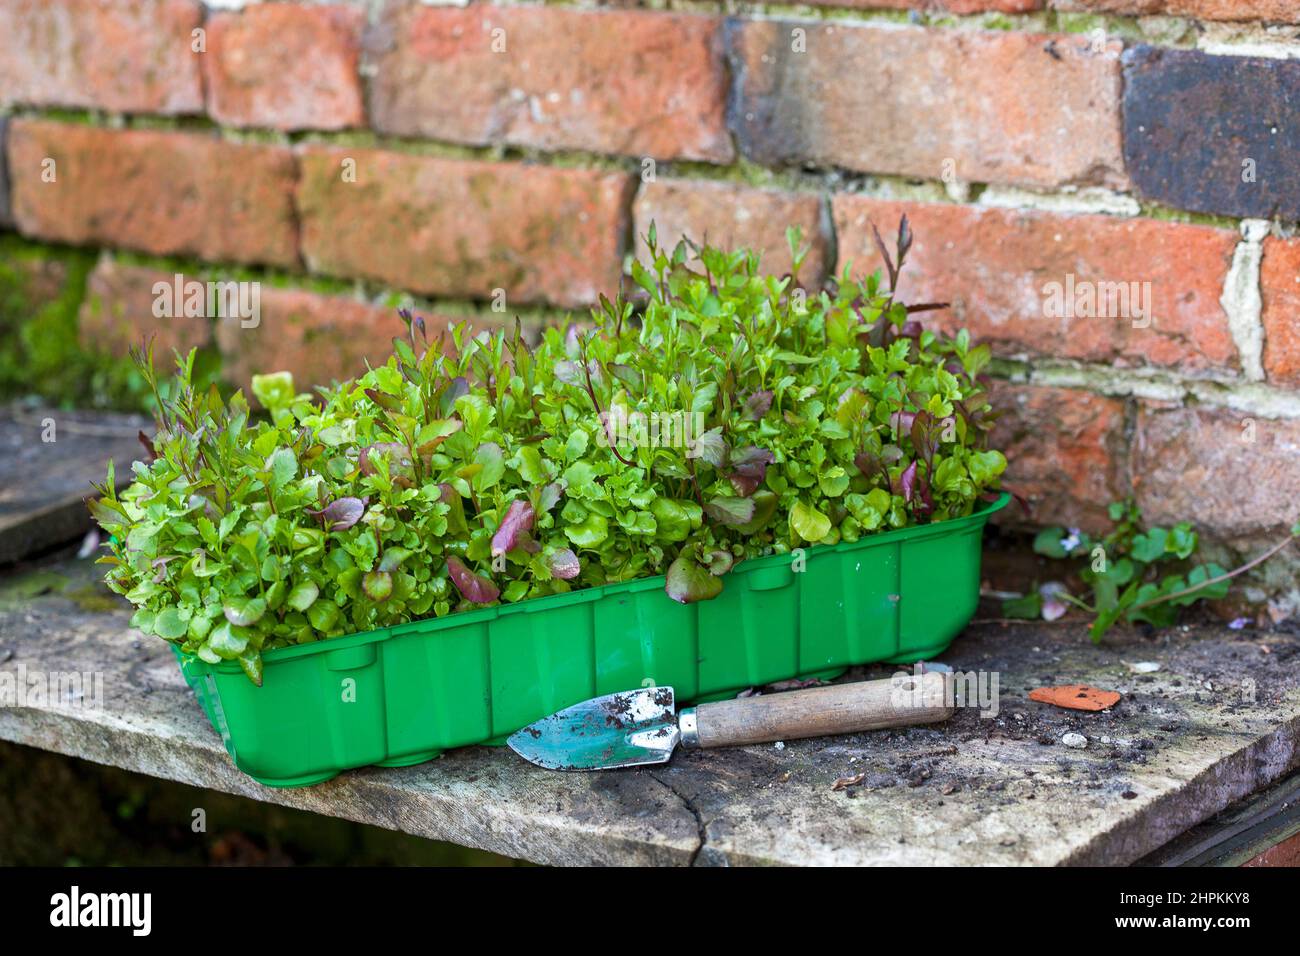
top-left (1, 0), bottom-right (1298, 588)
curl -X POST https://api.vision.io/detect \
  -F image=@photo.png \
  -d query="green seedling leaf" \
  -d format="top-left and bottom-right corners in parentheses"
top-left (666, 554), bottom-right (724, 604)
top-left (92, 218), bottom-right (1019, 683)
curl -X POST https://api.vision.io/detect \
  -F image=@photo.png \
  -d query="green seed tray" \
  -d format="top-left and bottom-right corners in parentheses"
top-left (173, 493), bottom-right (1010, 786)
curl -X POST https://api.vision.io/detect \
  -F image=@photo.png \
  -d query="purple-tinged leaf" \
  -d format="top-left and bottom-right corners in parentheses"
top-left (897, 460), bottom-right (918, 503)
top-left (910, 410), bottom-right (937, 462)
top-left (438, 483), bottom-right (468, 534)
top-left (704, 549), bottom-right (735, 575)
top-left (363, 569), bottom-right (394, 601)
top-left (546, 548), bottom-right (581, 580)
top-left (415, 418), bottom-right (462, 456)
top-left (553, 359), bottom-right (599, 388)
top-left (359, 442), bottom-right (411, 477)
top-left (151, 555), bottom-right (182, 583)
top-left (438, 376), bottom-right (469, 416)
top-left (492, 500), bottom-right (536, 556)
top-left (727, 446), bottom-right (774, 497)
top-left (307, 496), bottom-right (366, 531)
top-left (890, 410), bottom-right (916, 434)
top-left (1039, 582), bottom-right (1070, 622)
top-left (869, 219), bottom-right (898, 291)
top-left (904, 302), bottom-right (949, 315)
top-left (138, 430), bottom-right (157, 463)
top-left (665, 554), bottom-right (724, 605)
top-left (896, 214), bottom-right (913, 269)
top-left (687, 426), bottom-right (728, 466)
top-left (853, 451), bottom-right (878, 481)
top-left (743, 390), bottom-right (774, 421)
top-left (446, 556), bottom-right (500, 604)
top-left (564, 324), bottom-right (583, 358)
top-left (538, 482), bottom-right (564, 514)
top-left (364, 388), bottom-right (403, 413)
top-left (704, 496), bottom-right (756, 527)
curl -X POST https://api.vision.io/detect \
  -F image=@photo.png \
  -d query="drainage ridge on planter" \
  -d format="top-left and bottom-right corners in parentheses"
top-left (173, 492), bottom-right (1010, 787)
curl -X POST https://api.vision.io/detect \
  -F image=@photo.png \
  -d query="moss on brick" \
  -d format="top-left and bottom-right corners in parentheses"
top-left (1137, 202), bottom-right (1242, 231)
top-left (0, 237), bottom-right (144, 409)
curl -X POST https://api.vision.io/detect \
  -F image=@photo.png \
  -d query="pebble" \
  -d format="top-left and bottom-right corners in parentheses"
top-left (1127, 661), bottom-right (1161, 674)
top-left (773, 741), bottom-right (785, 751)
top-left (1062, 732), bottom-right (1088, 749)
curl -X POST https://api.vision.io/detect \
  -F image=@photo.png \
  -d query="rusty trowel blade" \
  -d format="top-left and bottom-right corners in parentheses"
top-left (507, 686), bottom-right (680, 771)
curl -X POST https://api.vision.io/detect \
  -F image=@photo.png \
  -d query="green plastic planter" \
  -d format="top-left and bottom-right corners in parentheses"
top-left (174, 493), bottom-right (1010, 787)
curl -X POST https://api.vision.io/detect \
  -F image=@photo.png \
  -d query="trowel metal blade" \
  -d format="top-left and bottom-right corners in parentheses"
top-left (506, 686), bottom-right (680, 771)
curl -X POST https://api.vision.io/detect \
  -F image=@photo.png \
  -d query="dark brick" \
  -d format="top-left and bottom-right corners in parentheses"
top-left (1059, 0), bottom-right (1300, 23)
top-left (0, 117), bottom-right (10, 228)
top-left (726, 20), bottom-right (1124, 189)
top-left (1122, 46), bottom-right (1300, 220)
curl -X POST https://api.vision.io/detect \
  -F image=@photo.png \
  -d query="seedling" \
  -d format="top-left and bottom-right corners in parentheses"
top-left (1004, 500), bottom-right (1300, 641)
top-left (90, 221), bottom-right (1009, 683)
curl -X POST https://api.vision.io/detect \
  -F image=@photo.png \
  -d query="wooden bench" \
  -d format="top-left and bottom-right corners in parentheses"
top-left (3, 406), bottom-right (1298, 865)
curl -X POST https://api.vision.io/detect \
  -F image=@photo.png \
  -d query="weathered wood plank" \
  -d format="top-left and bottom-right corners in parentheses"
top-left (0, 406), bottom-right (145, 564)
top-left (1, 555), bottom-right (1299, 866)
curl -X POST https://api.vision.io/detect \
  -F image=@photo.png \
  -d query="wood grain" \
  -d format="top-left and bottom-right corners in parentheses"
top-left (693, 674), bottom-right (953, 748)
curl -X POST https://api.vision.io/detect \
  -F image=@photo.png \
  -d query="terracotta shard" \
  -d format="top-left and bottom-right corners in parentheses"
top-left (1028, 684), bottom-right (1121, 712)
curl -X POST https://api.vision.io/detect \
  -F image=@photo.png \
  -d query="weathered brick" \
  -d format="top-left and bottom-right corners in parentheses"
top-left (296, 147), bottom-right (632, 308)
top-left (0, 117), bottom-right (11, 228)
top-left (807, 0), bottom-right (1042, 9)
top-left (369, 5), bottom-right (732, 163)
top-left (832, 196), bottom-right (1240, 374)
top-left (216, 290), bottom-right (505, 393)
top-left (1123, 46), bottom-right (1300, 220)
top-left (1055, 1), bottom-right (1300, 23)
top-left (1133, 404), bottom-right (1300, 538)
top-left (727, 21), bottom-right (1124, 189)
top-left (988, 383), bottom-right (1130, 532)
top-left (79, 261), bottom-right (212, 360)
top-left (7, 121), bottom-right (298, 269)
top-left (206, 3), bottom-right (365, 131)
top-left (633, 179), bottom-right (829, 285)
top-left (0, 0), bottom-right (203, 114)
top-left (1261, 236), bottom-right (1300, 388)
top-left (78, 261), bottom-right (506, 391)
top-left (935, 0), bottom-right (1043, 8)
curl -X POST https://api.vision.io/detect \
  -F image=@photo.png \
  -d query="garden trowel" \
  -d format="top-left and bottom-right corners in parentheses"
top-left (507, 673), bottom-right (953, 771)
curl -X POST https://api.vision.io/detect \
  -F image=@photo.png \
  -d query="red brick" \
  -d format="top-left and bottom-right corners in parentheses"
top-left (832, 196), bottom-right (1240, 375)
top-left (1133, 405), bottom-right (1300, 538)
top-left (633, 179), bottom-right (829, 286)
top-left (806, 0), bottom-right (1041, 9)
top-left (1054, 1), bottom-right (1300, 24)
top-left (79, 261), bottom-right (212, 360)
top-left (216, 289), bottom-right (504, 393)
top-left (77, 261), bottom-right (506, 392)
top-left (988, 383), bottom-right (1130, 532)
top-left (0, 117), bottom-right (11, 228)
top-left (727, 22), bottom-right (1124, 190)
top-left (7, 120), bottom-right (298, 269)
top-left (0, 0), bottom-right (203, 114)
top-left (1244, 830), bottom-right (1300, 867)
top-left (369, 6), bottom-right (732, 163)
top-left (296, 147), bottom-right (632, 308)
top-left (1261, 236), bottom-right (1300, 388)
top-left (205, 3), bottom-right (365, 131)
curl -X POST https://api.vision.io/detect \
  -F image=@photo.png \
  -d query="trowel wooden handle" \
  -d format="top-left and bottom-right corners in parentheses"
top-left (680, 673), bottom-right (953, 749)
